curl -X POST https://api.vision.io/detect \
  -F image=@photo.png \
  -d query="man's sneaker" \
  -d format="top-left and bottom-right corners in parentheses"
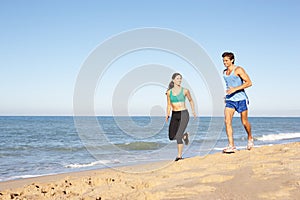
top-left (223, 146), bottom-right (236, 153)
top-left (247, 139), bottom-right (254, 150)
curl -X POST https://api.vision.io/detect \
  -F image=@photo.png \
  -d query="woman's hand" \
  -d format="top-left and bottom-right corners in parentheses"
top-left (192, 111), bottom-right (197, 120)
top-left (165, 115), bottom-right (169, 122)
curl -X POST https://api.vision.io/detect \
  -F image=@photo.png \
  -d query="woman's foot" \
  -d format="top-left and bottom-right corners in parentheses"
top-left (175, 157), bottom-right (183, 161)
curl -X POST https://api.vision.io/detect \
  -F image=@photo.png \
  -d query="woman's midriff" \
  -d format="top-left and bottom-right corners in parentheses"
top-left (171, 102), bottom-right (187, 111)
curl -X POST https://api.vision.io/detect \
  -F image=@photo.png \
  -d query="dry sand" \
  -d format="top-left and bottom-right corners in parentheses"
top-left (0, 142), bottom-right (299, 200)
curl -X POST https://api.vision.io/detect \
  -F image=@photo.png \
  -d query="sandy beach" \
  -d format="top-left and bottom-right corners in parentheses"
top-left (1, 142), bottom-right (299, 200)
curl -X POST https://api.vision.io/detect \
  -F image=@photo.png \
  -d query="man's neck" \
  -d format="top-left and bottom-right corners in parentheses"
top-left (227, 64), bottom-right (235, 70)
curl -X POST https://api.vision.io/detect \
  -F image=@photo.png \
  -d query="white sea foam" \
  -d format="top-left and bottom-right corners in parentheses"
top-left (0, 173), bottom-right (54, 182)
top-left (256, 133), bottom-right (300, 141)
top-left (213, 144), bottom-right (266, 151)
top-left (65, 160), bottom-right (120, 168)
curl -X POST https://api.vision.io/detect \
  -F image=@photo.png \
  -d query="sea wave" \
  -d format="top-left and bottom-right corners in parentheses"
top-left (65, 160), bottom-right (120, 169)
top-left (0, 173), bottom-right (54, 182)
top-left (115, 141), bottom-right (166, 150)
top-left (213, 144), bottom-right (266, 151)
top-left (256, 133), bottom-right (300, 141)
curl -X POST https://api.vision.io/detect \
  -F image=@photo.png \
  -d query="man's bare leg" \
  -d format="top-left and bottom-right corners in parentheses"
top-left (241, 110), bottom-right (254, 150)
top-left (240, 110), bottom-right (252, 140)
top-left (224, 107), bottom-right (236, 147)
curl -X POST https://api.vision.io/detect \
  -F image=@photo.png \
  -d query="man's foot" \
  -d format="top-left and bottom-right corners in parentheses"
top-left (175, 157), bottom-right (183, 161)
top-left (183, 132), bottom-right (189, 145)
top-left (247, 139), bottom-right (254, 150)
top-left (223, 145), bottom-right (236, 153)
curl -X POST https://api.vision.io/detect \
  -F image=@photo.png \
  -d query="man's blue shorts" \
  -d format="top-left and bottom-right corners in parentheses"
top-left (225, 100), bottom-right (248, 113)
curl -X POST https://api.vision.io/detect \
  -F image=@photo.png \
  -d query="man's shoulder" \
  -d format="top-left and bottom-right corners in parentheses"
top-left (235, 66), bottom-right (246, 73)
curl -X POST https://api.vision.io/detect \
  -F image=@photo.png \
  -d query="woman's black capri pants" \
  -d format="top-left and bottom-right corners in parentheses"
top-left (168, 109), bottom-right (189, 144)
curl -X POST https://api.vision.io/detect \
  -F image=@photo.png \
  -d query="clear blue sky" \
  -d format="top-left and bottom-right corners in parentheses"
top-left (1, 0), bottom-right (299, 116)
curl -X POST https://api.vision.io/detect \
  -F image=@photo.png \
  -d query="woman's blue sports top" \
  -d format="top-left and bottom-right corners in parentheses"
top-left (223, 67), bottom-right (248, 101)
top-left (170, 87), bottom-right (186, 103)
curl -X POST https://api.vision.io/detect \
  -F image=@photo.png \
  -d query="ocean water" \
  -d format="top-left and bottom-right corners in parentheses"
top-left (0, 116), bottom-right (300, 182)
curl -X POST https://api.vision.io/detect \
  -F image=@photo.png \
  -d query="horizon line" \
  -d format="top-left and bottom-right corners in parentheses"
top-left (0, 115), bottom-right (300, 118)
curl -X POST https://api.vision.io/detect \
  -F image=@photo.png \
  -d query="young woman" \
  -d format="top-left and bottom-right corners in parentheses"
top-left (166, 73), bottom-right (196, 161)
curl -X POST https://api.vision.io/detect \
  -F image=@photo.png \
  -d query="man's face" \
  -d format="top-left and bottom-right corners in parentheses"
top-left (223, 56), bottom-right (233, 67)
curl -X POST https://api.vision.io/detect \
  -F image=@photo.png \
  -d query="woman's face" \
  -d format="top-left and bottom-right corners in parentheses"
top-left (173, 75), bottom-right (182, 86)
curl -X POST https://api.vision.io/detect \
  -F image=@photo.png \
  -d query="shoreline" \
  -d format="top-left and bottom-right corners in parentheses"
top-left (1, 142), bottom-right (299, 199)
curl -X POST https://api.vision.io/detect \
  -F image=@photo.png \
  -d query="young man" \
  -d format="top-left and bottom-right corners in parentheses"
top-left (222, 52), bottom-right (254, 153)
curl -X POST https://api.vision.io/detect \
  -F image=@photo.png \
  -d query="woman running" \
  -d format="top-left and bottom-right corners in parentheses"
top-left (166, 73), bottom-right (196, 161)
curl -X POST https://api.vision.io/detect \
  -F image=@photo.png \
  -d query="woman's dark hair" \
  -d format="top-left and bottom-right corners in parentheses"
top-left (166, 73), bottom-right (182, 92)
top-left (222, 52), bottom-right (235, 64)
